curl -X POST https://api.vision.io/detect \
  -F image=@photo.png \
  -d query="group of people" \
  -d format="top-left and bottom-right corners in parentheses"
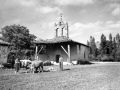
top-left (14, 58), bottom-right (32, 74)
top-left (14, 56), bottom-right (64, 74)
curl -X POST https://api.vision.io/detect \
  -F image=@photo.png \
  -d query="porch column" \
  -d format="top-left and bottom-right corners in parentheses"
top-left (77, 44), bottom-right (80, 59)
top-left (68, 44), bottom-right (70, 62)
top-left (35, 45), bottom-right (38, 60)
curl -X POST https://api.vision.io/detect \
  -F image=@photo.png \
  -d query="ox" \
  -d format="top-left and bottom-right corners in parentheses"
top-left (29, 60), bottom-right (44, 73)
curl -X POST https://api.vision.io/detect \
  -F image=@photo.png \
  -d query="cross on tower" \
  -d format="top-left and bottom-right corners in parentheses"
top-left (60, 13), bottom-right (63, 20)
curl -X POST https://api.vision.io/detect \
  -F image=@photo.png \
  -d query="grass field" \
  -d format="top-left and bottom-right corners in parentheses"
top-left (0, 62), bottom-right (120, 90)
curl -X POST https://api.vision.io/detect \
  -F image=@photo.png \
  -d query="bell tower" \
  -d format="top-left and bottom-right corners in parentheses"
top-left (54, 14), bottom-right (69, 38)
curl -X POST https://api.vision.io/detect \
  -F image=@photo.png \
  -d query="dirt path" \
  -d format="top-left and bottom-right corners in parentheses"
top-left (0, 63), bottom-right (120, 90)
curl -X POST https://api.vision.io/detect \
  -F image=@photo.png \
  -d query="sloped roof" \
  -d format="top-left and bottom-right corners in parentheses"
top-left (0, 40), bottom-right (11, 46)
top-left (34, 36), bottom-right (89, 47)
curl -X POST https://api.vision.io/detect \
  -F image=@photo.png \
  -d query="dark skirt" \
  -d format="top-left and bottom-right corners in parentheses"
top-left (14, 63), bottom-right (20, 72)
top-left (59, 62), bottom-right (63, 71)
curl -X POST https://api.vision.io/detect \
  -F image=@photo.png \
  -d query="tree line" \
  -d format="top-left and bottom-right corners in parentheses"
top-left (87, 33), bottom-right (120, 61)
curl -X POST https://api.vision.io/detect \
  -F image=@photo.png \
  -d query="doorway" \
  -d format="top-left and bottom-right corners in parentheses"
top-left (56, 55), bottom-right (60, 63)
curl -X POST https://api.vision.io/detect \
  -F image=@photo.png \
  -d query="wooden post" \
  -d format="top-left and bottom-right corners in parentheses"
top-left (77, 44), bottom-right (80, 59)
top-left (68, 44), bottom-right (70, 62)
top-left (35, 45), bottom-right (38, 60)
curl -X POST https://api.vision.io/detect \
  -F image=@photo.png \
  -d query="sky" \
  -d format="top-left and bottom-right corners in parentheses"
top-left (0, 0), bottom-right (120, 44)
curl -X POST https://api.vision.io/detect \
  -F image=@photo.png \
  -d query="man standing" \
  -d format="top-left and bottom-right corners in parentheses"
top-left (59, 56), bottom-right (63, 71)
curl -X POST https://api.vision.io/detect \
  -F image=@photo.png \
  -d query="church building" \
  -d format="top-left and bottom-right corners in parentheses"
top-left (34, 15), bottom-right (90, 63)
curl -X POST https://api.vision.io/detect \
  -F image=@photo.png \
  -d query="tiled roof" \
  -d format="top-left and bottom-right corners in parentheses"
top-left (0, 40), bottom-right (11, 45)
top-left (34, 36), bottom-right (89, 47)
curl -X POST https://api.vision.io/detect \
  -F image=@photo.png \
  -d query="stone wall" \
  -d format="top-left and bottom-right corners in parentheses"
top-left (0, 45), bottom-right (9, 63)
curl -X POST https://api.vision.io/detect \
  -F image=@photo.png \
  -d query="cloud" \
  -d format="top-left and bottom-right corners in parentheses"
top-left (109, 3), bottom-right (120, 16)
top-left (112, 7), bottom-right (120, 16)
top-left (105, 21), bottom-right (114, 25)
top-left (93, 30), bottom-right (112, 35)
top-left (70, 33), bottom-right (82, 38)
top-left (28, 21), bottom-right (56, 39)
top-left (55, 0), bottom-right (95, 5)
top-left (0, 0), bottom-right (62, 29)
top-left (80, 10), bottom-right (86, 14)
top-left (35, 6), bottom-right (62, 14)
top-left (0, 0), bottom-right (119, 44)
top-left (69, 20), bottom-right (120, 43)
top-left (105, 21), bottom-right (120, 29)
top-left (0, 0), bottom-right (37, 8)
top-left (20, 0), bottom-right (37, 7)
top-left (70, 20), bottom-right (120, 35)
top-left (70, 21), bottom-right (104, 32)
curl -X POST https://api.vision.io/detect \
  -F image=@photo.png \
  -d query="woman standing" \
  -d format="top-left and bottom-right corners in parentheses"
top-left (14, 58), bottom-right (20, 74)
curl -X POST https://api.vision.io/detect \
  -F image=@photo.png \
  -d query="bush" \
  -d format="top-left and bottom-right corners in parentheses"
top-left (101, 55), bottom-right (108, 61)
top-left (108, 56), bottom-right (114, 61)
top-left (2, 63), bottom-right (13, 68)
top-left (115, 56), bottom-right (120, 61)
top-left (115, 49), bottom-right (120, 61)
top-left (100, 55), bottom-right (114, 62)
top-left (77, 59), bottom-right (92, 65)
top-left (43, 61), bottom-right (53, 66)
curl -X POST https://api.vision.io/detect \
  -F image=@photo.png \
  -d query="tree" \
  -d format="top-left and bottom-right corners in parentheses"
top-left (116, 33), bottom-right (120, 48)
top-left (116, 33), bottom-right (120, 42)
top-left (112, 37), bottom-right (117, 60)
top-left (109, 33), bottom-right (112, 41)
top-left (89, 36), bottom-right (97, 58)
top-left (100, 34), bottom-right (107, 55)
top-left (87, 40), bottom-right (90, 46)
top-left (1, 24), bottom-right (37, 59)
top-left (113, 37), bottom-right (116, 49)
top-left (107, 33), bottom-right (113, 54)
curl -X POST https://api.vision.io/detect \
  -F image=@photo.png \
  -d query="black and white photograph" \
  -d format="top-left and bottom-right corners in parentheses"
top-left (0, 0), bottom-right (120, 90)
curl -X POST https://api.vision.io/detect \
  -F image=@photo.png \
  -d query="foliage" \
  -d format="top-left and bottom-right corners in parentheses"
top-left (2, 63), bottom-right (13, 68)
top-left (100, 55), bottom-right (114, 62)
top-left (115, 49), bottom-right (120, 61)
top-left (89, 36), bottom-right (97, 57)
top-left (100, 34), bottom-right (107, 55)
top-left (89, 33), bottom-right (120, 62)
top-left (1, 24), bottom-right (37, 60)
top-left (43, 61), bottom-right (53, 66)
top-left (77, 59), bottom-right (93, 65)
top-left (109, 33), bottom-right (112, 41)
